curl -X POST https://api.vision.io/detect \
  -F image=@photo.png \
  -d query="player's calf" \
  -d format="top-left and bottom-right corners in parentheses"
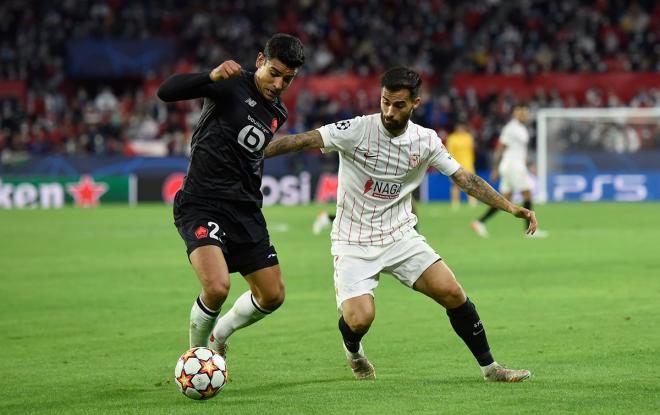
top-left (189, 295), bottom-right (220, 348)
top-left (209, 291), bottom-right (274, 356)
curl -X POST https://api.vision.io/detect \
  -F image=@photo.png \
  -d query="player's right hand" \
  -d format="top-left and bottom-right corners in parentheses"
top-left (512, 206), bottom-right (537, 235)
top-left (210, 60), bottom-right (242, 82)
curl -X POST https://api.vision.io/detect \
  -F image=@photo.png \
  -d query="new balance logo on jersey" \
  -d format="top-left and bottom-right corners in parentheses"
top-left (363, 178), bottom-right (401, 200)
top-left (267, 253), bottom-right (277, 259)
top-left (244, 97), bottom-right (257, 107)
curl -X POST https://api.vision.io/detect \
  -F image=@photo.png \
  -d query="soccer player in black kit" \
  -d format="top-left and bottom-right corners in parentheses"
top-left (157, 34), bottom-right (305, 359)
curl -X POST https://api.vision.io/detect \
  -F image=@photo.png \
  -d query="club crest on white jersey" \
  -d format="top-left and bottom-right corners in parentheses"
top-left (409, 154), bottom-right (420, 168)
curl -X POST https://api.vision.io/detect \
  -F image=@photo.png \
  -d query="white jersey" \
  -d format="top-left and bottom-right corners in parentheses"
top-left (499, 118), bottom-right (529, 170)
top-left (318, 114), bottom-right (460, 249)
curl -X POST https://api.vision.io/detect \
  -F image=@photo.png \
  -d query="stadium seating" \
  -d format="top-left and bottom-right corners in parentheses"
top-left (1, 0), bottom-right (658, 167)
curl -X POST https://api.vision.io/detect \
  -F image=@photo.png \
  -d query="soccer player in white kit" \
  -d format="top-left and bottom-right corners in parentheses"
top-left (471, 106), bottom-right (547, 238)
top-left (265, 67), bottom-right (536, 382)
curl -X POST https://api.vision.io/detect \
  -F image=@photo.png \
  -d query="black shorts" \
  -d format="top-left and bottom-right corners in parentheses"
top-left (173, 191), bottom-right (278, 275)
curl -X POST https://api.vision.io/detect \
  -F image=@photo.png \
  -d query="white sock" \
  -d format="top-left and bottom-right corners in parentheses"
top-left (343, 342), bottom-right (366, 360)
top-left (189, 295), bottom-right (220, 348)
top-left (211, 291), bottom-right (271, 345)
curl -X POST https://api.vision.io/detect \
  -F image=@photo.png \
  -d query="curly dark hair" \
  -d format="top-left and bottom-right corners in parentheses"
top-left (380, 66), bottom-right (422, 98)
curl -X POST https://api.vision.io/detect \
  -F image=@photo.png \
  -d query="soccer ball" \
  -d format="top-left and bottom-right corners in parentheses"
top-left (174, 347), bottom-right (227, 400)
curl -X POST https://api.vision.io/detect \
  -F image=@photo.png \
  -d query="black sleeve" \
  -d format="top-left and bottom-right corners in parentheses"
top-left (157, 71), bottom-right (221, 102)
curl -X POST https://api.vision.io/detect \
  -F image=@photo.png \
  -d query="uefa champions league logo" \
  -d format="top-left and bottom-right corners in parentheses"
top-left (334, 120), bottom-right (351, 130)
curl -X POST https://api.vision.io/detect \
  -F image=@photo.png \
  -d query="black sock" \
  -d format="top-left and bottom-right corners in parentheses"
top-left (338, 316), bottom-right (365, 353)
top-left (446, 298), bottom-right (494, 366)
top-left (478, 207), bottom-right (498, 223)
top-left (523, 201), bottom-right (532, 229)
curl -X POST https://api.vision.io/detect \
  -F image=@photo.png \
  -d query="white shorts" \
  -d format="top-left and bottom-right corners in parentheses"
top-left (499, 164), bottom-right (532, 194)
top-left (331, 230), bottom-right (441, 310)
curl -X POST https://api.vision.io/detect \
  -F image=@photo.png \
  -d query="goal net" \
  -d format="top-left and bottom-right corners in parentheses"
top-left (536, 107), bottom-right (660, 203)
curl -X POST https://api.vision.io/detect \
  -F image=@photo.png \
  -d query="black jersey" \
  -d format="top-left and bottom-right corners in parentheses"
top-left (157, 70), bottom-right (288, 207)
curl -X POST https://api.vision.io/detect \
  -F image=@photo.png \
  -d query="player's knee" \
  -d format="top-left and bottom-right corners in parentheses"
top-left (348, 319), bottom-right (372, 334)
top-left (204, 279), bottom-right (230, 303)
top-left (261, 293), bottom-right (285, 311)
top-left (442, 283), bottom-right (466, 307)
top-left (344, 312), bottom-right (374, 334)
top-left (255, 284), bottom-right (285, 311)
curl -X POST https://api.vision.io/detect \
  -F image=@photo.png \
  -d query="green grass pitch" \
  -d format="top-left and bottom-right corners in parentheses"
top-left (1, 202), bottom-right (659, 414)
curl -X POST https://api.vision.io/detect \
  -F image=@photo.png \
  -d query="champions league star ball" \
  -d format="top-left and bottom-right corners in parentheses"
top-left (174, 347), bottom-right (227, 400)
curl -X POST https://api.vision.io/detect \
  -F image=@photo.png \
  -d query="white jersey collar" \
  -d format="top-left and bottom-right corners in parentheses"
top-left (377, 114), bottom-right (410, 142)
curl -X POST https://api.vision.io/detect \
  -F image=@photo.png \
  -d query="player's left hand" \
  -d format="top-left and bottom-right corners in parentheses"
top-left (210, 60), bottom-right (242, 82)
top-left (511, 206), bottom-right (537, 235)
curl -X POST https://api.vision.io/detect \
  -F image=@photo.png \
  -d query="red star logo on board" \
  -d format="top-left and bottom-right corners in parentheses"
top-left (162, 172), bottom-right (185, 203)
top-left (198, 358), bottom-right (218, 376)
top-left (176, 371), bottom-right (194, 390)
top-left (66, 175), bottom-right (108, 207)
top-left (200, 384), bottom-right (218, 400)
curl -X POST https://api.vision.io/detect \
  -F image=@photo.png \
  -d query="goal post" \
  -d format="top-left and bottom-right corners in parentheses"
top-left (536, 107), bottom-right (660, 203)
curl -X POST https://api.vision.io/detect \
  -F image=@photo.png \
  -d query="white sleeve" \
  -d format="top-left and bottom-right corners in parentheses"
top-left (317, 116), bottom-right (368, 153)
top-left (499, 123), bottom-right (513, 146)
top-left (428, 131), bottom-right (461, 176)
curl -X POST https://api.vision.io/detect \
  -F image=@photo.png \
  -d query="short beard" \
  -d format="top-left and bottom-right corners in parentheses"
top-left (380, 111), bottom-right (411, 134)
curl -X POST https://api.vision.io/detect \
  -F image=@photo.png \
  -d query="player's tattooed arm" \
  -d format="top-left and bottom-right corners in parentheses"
top-left (450, 167), bottom-right (538, 233)
top-left (450, 167), bottom-right (515, 213)
top-left (265, 130), bottom-right (324, 158)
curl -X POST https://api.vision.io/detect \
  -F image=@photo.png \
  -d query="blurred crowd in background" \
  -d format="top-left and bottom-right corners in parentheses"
top-left (1, 0), bottom-right (659, 168)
